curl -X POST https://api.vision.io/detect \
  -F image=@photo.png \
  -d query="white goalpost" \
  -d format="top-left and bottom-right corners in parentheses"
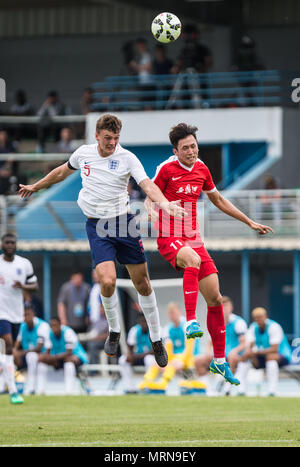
top-left (116, 277), bottom-right (209, 342)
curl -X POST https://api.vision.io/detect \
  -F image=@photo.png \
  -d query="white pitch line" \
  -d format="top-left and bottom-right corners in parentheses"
top-left (0, 439), bottom-right (297, 447)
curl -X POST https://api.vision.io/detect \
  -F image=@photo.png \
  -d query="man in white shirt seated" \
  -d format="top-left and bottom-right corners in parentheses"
top-left (240, 307), bottom-right (292, 396)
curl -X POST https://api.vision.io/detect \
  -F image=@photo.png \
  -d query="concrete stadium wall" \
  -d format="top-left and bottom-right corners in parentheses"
top-left (245, 108), bottom-right (300, 189)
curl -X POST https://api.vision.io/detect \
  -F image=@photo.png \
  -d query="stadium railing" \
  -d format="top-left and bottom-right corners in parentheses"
top-left (91, 70), bottom-right (292, 111)
top-left (203, 188), bottom-right (300, 239)
top-left (0, 115), bottom-right (86, 125)
top-left (2, 188), bottom-right (299, 241)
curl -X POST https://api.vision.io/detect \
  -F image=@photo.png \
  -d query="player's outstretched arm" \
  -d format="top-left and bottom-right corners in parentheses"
top-left (207, 190), bottom-right (274, 235)
top-left (140, 178), bottom-right (186, 218)
top-left (19, 162), bottom-right (74, 198)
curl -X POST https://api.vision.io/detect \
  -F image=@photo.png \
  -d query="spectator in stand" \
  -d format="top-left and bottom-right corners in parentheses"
top-left (57, 127), bottom-right (75, 154)
top-left (10, 90), bottom-right (34, 117)
top-left (10, 90), bottom-right (34, 142)
top-left (81, 87), bottom-right (95, 115)
top-left (86, 270), bottom-right (109, 369)
top-left (232, 35), bottom-right (265, 106)
top-left (36, 91), bottom-right (68, 152)
top-left (23, 289), bottom-right (44, 320)
top-left (0, 129), bottom-right (16, 195)
top-left (129, 38), bottom-right (153, 83)
top-left (129, 38), bottom-right (155, 109)
top-left (257, 174), bottom-right (282, 228)
top-left (120, 40), bottom-right (136, 76)
top-left (172, 24), bottom-right (213, 74)
top-left (152, 44), bottom-right (173, 75)
top-left (152, 44), bottom-right (174, 108)
top-left (57, 272), bottom-right (91, 335)
top-left (234, 35), bottom-right (264, 73)
top-left (171, 24), bottom-right (213, 108)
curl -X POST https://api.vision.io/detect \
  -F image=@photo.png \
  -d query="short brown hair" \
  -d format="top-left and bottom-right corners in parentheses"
top-left (169, 122), bottom-right (198, 149)
top-left (96, 114), bottom-right (122, 134)
top-left (222, 296), bottom-right (233, 305)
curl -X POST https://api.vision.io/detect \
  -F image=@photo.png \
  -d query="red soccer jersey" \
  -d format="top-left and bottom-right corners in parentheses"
top-left (152, 155), bottom-right (216, 241)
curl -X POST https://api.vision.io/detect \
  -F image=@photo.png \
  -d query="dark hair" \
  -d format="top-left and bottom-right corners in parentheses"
top-left (1, 232), bottom-right (17, 242)
top-left (24, 302), bottom-right (34, 312)
top-left (50, 316), bottom-right (61, 323)
top-left (70, 270), bottom-right (83, 277)
top-left (136, 37), bottom-right (147, 45)
top-left (48, 90), bottom-right (58, 98)
top-left (221, 296), bottom-right (233, 305)
top-left (169, 123), bottom-right (198, 149)
top-left (96, 114), bottom-right (122, 134)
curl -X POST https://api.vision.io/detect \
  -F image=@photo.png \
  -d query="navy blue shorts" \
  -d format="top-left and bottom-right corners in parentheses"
top-left (0, 320), bottom-right (20, 342)
top-left (54, 358), bottom-right (84, 370)
top-left (86, 213), bottom-right (146, 269)
top-left (254, 354), bottom-right (290, 369)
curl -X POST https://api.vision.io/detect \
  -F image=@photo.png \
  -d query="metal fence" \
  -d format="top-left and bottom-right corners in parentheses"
top-left (203, 189), bottom-right (300, 239)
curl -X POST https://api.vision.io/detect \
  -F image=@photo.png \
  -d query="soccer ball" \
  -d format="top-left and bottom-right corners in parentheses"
top-left (151, 12), bottom-right (181, 44)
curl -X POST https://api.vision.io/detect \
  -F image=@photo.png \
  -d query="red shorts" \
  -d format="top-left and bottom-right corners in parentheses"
top-left (157, 236), bottom-right (218, 280)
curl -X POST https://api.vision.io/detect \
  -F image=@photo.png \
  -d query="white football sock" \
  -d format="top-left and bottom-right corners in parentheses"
top-left (100, 289), bottom-right (121, 333)
top-left (0, 357), bottom-right (5, 392)
top-left (25, 351), bottom-right (38, 394)
top-left (3, 355), bottom-right (17, 395)
top-left (266, 360), bottom-right (279, 395)
top-left (118, 355), bottom-right (135, 392)
top-left (235, 361), bottom-right (250, 394)
top-left (224, 381), bottom-right (232, 394)
top-left (138, 290), bottom-right (161, 342)
top-left (36, 362), bottom-right (48, 395)
top-left (214, 358), bottom-right (226, 364)
top-left (64, 361), bottom-right (76, 395)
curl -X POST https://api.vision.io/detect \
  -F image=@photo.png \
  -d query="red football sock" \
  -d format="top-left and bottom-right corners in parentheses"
top-left (183, 267), bottom-right (199, 321)
top-left (207, 304), bottom-right (226, 358)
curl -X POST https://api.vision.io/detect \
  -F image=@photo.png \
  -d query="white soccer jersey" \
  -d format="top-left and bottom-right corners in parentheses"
top-left (16, 318), bottom-right (51, 349)
top-left (49, 326), bottom-right (78, 351)
top-left (0, 255), bottom-right (38, 323)
top-left (247, 319), bottom-right (284, 348)
top-left (229, 313), bottom-right (248, 335)
top-left (68, 143), bottom-right (148, 219)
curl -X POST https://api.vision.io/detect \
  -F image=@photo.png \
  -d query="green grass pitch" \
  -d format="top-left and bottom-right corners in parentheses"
top-left (0, 395), bottom-right (299, 447)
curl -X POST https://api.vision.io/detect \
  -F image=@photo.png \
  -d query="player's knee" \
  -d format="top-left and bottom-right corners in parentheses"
top-left (183, 253), bottom-right (201, 269)
top-left (177, 247), bottom-right (200, 269)
top-left (100, 277), bottom-right (116, 295)
top-left (207, 292), bottom-right (222, 307)
top-left (134, 276), bottom-right (152, 295)
top-left (188, 256), bottom-right (201, 269)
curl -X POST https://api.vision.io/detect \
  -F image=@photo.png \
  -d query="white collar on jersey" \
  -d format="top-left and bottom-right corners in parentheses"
top-left (176, 156), bottom-right (198, 172)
